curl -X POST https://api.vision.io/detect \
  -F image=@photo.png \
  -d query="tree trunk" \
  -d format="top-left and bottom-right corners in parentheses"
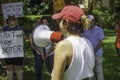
top-left (88, 0), bottom-right (94, 14)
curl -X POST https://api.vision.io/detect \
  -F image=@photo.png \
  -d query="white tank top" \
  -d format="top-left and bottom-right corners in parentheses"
top-left (64, 36), bottom-right (95, 80)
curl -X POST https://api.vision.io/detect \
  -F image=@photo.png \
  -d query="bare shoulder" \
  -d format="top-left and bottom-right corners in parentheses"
top-left (55, 40), bottom-right (73, 56)
top-left (52, 40), bottom-right (73, 80)
top-left (55, 40), bottom-right (72, 50)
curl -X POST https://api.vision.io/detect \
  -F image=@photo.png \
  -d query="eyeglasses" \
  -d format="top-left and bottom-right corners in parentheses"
top-left (8, 18), bottom-right (15, 21)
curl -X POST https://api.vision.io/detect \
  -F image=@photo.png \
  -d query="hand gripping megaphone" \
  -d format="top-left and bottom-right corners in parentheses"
top-left (32, 24), bottom-right (63, 47)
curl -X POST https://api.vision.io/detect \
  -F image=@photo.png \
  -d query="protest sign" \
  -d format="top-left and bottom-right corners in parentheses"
top-left (0, 31), bottom-right (24, 58)
top-left (2, 2), bottom-right (24, 19)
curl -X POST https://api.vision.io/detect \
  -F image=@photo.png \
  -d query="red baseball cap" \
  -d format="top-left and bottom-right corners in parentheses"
top-left (52, 5), bottom-right (85, 23)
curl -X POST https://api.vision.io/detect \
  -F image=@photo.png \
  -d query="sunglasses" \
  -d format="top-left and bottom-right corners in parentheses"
top-left (8, 18), bottom-right (15, 21)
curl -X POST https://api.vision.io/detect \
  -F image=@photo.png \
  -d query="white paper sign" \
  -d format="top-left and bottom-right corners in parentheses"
top-left (0, 31), bottom-right (24, 58)
top-left (2, 2), bottom-right (24, 19)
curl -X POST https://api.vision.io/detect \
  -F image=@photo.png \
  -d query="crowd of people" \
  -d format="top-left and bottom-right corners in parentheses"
top-left (0, 3), bottom-right (119, 80)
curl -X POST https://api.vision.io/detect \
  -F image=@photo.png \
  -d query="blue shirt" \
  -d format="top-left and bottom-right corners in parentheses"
top-left (3, 25), bottom-right (23, 31)
top-left (84, 25), bottom-right (105, 56)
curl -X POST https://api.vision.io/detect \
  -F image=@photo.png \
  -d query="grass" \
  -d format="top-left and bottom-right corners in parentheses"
top-left (0, 30), bottom-right (120, 80)
top-left (103, 35), bottom-right (120, 80)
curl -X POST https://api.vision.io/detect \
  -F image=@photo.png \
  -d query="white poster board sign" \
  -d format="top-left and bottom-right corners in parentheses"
top-left (0, 31), bottom-right (24, 58)
top-left (2, 2), bottom-right (24, 19)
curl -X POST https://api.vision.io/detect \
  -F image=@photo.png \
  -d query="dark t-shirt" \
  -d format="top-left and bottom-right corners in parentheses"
top-left (3, 25), bottom-right (23, 31)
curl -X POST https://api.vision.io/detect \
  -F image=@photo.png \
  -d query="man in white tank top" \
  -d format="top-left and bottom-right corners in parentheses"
top-left (51, 5), bottom-right (95, 80)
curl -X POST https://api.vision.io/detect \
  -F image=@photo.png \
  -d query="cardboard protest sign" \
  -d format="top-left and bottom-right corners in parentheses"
top-left (0, 31), bottom-right (24, 58)
top-left (2, 2), bottom-right (24, 19)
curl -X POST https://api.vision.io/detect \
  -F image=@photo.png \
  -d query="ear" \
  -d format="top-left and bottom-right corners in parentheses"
top-left (63, 19), bottom-right (69, 27)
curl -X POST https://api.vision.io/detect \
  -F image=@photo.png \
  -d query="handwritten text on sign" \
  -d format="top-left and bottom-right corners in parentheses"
top-left (0, 31), bottom-right (24, 58)
top-left (2, 2), bottom-right (24, 19)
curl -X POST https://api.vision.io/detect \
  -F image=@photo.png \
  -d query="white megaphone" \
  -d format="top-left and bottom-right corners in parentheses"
top-left (32, 24), bottom-right (63, 47)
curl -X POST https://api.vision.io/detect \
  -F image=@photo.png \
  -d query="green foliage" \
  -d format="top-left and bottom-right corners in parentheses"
top-left (103, 32), bottom-right (120, 80)
top-left (23, 0), bottom-right (53, 15)
top-left (19, 15), bottom-right (51, 34)
top-left (92, 7), bottom-right (119, 29)
top-left (99, 29), bottom-right (120, 80)
top-left (104, 28), bottom-right (116, 36)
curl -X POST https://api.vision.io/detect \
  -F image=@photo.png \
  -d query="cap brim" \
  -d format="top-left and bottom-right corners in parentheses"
top-left (52, 13), bottom-right (62, 19)
top-left (8, 17), bottom-right (15, 19)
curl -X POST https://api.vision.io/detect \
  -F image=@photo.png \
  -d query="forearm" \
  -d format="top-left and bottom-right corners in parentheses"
top-left (94, 40), bottom-right (103, 53)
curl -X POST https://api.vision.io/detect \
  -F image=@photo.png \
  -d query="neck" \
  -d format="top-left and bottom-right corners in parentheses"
top-left (90, 25), bottom-right (95, 30)
top-left (68, 33), bottom-right (81, 38)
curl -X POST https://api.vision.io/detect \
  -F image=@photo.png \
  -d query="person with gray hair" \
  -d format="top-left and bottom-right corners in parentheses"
top-left (84, 15), bottom-right (105, 80)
